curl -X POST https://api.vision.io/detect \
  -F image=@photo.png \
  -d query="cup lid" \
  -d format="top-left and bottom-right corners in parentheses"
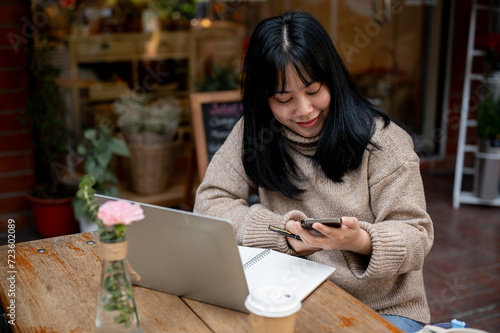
top-left (245, 285), bottom-right (302, 318)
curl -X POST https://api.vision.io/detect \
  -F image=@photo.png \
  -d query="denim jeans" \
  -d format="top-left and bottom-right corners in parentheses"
top-left (382, 315), bottom-right (425, 333)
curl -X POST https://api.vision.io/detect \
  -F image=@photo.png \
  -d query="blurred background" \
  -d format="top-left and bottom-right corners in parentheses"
top-left (0, 0), bottom-right (496, 244)
top-left (0, 0), bottom-right (486, 248)
top-left (0, 1), bottom-right (500, 331)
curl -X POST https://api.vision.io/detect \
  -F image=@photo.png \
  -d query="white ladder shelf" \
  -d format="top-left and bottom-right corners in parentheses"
top-left (452, 0), bottom-right (500, 208)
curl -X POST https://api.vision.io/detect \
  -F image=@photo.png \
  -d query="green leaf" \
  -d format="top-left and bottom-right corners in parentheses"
top-left (77, 142), bottom-right (88, 156)
top-left (103, 303), bottom-right (118, 311)
top-left (84, 128), bottom-right (98, 142)
top-left (79, 175), bottom-right (96, 188)
top-left (114, 314), bottom-right (127, 324)
top-left (72, 197), bottom-right (85, 220)
top-left (104, 276), bottom-right (115, 291)
top-left (84, 157), bottom-right (98, 176)
top-left (111, 289), bottom-right (123, 298)
top-left (104, 186), bottom-right (121, 199)
top-left (123, 306), bottom-right (134, 314)
top-left (101, 169), bottom-right (118, 185)
top-left (85, 158), bottom-right (108, 188)
top-left (76, 185), bottom-right (95, 199)
top-left (94, 141), bottom-right (113, 169)
top-left (114, 224), bottom-right (127, 239)
top-left (110, 137), bottom-right (131, 157)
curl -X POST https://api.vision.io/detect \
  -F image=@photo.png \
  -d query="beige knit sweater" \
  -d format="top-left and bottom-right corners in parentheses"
top-left (194, 118), bottom-right (434, 324)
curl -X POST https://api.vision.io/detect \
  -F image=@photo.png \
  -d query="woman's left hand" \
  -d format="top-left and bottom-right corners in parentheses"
top-left (293, 217), bottom-right (373, 256)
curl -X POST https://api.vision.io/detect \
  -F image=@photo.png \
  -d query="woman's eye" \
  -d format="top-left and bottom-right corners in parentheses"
top-left (307, 84), bottom-right (322, 95)
top-left (274, 96), bottom-right (292, 104)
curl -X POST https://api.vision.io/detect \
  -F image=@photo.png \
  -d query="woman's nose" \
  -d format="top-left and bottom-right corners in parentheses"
top-left (295, 96), bottom-right (313, 117)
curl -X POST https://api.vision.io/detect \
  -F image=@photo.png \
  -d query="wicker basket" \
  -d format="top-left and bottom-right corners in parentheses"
top-left (128, 130), bottom-right (183, 195)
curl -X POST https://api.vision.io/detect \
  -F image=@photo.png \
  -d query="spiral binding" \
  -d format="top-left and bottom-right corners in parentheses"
top-left (243, 249), bottom-right (271, 270)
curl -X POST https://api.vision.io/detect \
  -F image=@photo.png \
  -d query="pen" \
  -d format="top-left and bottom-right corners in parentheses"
top-left (268, 225), bottom-right (302, 241)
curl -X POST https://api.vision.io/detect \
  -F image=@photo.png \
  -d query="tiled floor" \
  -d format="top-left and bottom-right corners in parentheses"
top-left (422, 171), bottom-right (500, 332)
top-left (8, 170), bottom-right (500, 332)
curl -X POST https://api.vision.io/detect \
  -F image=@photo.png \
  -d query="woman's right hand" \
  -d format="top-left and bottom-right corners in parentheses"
top-left (284, 220), bottom-right (322, 256)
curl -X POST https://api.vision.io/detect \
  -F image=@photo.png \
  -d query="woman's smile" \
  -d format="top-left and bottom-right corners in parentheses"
top-left (297, 116), bottom-right (320, 128)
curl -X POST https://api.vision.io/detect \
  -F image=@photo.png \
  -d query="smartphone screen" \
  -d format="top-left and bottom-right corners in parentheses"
top-left (300, 218), bottom-right (342, 229)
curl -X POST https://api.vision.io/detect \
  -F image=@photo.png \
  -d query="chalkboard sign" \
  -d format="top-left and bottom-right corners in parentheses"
top-left (190, 91), bottom-right (243, 180)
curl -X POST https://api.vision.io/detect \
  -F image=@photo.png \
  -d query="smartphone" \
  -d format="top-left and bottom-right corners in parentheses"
top-left (300, 218), bottom-right (342, 229)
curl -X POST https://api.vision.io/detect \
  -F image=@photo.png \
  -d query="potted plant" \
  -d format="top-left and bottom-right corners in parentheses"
top-left (113, 90), bottom-right (182, 195)
top-left (474, 93), bottom-right (500, 200)
top-left (73, 122), bottom-right (131, 232)
top-left (194, 60), bottom-right (239, 92)
top-left (114, 90), bottom-right (181, 143)
top-left (24, 36), bottom-right (80, 238)
top-left (153, 0), bottom-right (195, 30)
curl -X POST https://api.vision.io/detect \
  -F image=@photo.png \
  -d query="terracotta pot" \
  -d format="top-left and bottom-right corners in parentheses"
top-left (27, 195), bottom-right (79, 238)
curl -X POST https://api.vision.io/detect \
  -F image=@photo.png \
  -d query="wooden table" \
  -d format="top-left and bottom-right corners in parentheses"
top-left (0, 232), bottom-right (402, 332)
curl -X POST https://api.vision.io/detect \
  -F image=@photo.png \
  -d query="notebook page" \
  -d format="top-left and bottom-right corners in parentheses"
top-left (238, 246), bottom-right (265, 265)
top-left (238, 246), bottom-right (336, 301)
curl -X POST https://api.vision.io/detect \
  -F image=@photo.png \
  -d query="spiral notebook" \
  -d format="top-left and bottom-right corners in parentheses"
top-left (238, 246), bottom-right (336, 302)
top-left (93, 194), bottom-right (336, 313)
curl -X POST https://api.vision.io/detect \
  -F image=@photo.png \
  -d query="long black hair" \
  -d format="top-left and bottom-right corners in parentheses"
top-left (241, 11), bottom-right (392, 199)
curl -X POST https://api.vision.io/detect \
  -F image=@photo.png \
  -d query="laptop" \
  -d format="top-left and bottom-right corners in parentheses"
top-left (94, 194), bottom-right (251, 313)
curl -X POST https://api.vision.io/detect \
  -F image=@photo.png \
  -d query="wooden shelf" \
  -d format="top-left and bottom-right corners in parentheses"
top-left (68, 31), bottom-right (192, 137)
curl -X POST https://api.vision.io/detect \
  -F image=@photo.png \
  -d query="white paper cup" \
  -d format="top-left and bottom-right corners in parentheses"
top-left (245, 285), bottom-right (302, 333)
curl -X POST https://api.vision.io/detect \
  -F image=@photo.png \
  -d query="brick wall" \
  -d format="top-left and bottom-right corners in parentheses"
top-left (0, 1), bottom-right (35, 237)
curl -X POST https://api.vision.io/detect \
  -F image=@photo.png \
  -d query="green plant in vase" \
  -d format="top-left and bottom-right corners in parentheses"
top-left (76, 175), bottom-right (144, 332)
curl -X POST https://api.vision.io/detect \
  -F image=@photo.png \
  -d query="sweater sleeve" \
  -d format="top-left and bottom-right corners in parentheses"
top-left (342, 123), bottom-right (434, 279)
top-left (193, 120), bottom-right (299, 255)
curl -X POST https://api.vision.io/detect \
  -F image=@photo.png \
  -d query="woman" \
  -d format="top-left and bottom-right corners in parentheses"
top-left (194, 11), bottom-right (433, 333)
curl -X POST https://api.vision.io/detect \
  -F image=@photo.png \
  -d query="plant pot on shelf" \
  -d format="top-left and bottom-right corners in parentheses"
top-left (27, 195), bottom-right (79, 238)
top-left (78, 216), bottom-right (98, 233)
top-left (474, 139), bottom-right (500, 200)
top-left (127, 129), bottom-right (183, 195)
top-left (475, 87), bottom-right (500, 200)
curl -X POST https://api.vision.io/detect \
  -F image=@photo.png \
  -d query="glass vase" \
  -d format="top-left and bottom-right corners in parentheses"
top-left (95, 238), bottom-right (142, 333)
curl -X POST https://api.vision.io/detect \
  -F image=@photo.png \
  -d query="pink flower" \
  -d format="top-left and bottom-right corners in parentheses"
top-left (97, 200), bottom-right (145, 226)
